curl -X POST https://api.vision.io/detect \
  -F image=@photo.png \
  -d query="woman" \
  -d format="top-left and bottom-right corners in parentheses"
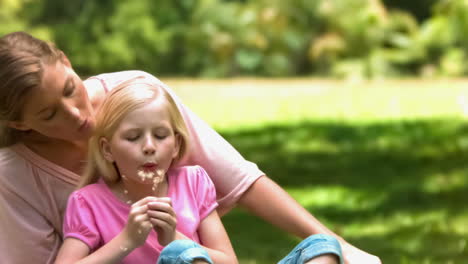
top-left (0, 31), bottom-right (380, 264)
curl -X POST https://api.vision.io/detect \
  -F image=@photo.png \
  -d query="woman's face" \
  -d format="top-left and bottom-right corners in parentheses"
top-left (10, 61), bottom-right (96, 142)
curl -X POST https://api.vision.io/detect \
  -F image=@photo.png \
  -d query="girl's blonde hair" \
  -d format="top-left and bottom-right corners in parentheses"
top-left (0, 32), bottom-right (66, 147)
top-left (79, 77), bottom-right (189, 188)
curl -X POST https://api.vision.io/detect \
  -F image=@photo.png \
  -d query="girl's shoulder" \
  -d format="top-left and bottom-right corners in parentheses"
top-left (169, 165), bottom-right (214, 190)
top-left (71, 181), bottom-right (110, 201)
top-left (171, 165), bottom-right (208, 179)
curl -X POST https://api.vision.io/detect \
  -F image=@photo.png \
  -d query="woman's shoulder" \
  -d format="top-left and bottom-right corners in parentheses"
top-left (0, 145), bottom-right (32, 175)
top-left (0, 146), bottom-right (32, 196)
top-left (85, 70), bottom-right (162, 91)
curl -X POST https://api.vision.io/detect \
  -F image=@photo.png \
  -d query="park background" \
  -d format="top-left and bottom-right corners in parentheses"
top-left (2, 0), bottom-right (468, 263)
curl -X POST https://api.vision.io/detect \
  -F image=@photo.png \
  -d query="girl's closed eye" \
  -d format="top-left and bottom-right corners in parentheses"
top-left (154, 133), bottom-right (167, 140)
top-left (124, 132), bottom-right (140, 141)
top-left (154, 128), bottom-right (170, 140)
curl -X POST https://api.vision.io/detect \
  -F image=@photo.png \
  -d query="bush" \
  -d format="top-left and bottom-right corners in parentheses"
top-left (4, 0), bottom-right (468, 78)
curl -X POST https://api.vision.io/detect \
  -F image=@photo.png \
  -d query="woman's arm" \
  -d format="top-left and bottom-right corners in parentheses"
top-left (237, 176), bottom-right (382, 264)
top-left (197, 210), bottom-right (238, 264)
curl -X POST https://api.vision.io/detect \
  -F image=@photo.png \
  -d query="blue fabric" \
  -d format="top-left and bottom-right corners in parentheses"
top-left (278, 234), bottom-right (343, 264)
top-left (157, 240), bottom-right (213, 264)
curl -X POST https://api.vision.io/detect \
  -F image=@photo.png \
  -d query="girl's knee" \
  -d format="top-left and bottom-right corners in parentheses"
top-left (300, 234), bottom-right (343, 264)
top-left (158, 240), bottom-right (213, 264)
top-left (278, 234), bottom-right (343, 264)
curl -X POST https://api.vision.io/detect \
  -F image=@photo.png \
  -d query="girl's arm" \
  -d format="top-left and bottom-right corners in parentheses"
top-left (238, 176), bottom-right (382, 264)
top-left (147, 197), bottom-right (237, 263)
top-left (197, 210), bottom-right (238, 264)
top-left (54, 234), bottom-right (130, 264)
top-left (55, 197), bottom-right (156, 264)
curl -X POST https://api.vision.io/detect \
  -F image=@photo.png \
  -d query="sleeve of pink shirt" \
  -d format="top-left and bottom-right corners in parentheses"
top-left (63, 191), bottom-right (101, 251)
top-left (85, 71), bottom-right (265, 213)
top-left (192, 166), bottom-right (218, 220)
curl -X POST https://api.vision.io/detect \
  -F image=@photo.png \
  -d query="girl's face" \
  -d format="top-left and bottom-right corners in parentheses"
top-left (9, 61), bottom-right (95, 142)
top-left (101, 98), bottom-right (180, 185)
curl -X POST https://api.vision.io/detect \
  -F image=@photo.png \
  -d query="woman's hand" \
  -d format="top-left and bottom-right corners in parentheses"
top-left (122, 197), bottom-right (157, 249)
top-left (341, 242), bottom-right (382, 264)
top-left (147, 197), bottom-right (177, 246)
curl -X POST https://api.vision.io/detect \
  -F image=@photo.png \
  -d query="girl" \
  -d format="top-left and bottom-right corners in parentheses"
top-left (55, 78), bottom-right (237, 263)
top-left (0, 31), bottom-right (378, 264)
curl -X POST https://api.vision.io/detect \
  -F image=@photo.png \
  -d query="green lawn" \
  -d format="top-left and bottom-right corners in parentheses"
top-left (165, 78), bottom-right (468, 264)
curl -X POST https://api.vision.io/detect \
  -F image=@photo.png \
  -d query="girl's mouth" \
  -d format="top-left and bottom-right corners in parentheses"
top-left (142, 163), bottom-right (157, 172)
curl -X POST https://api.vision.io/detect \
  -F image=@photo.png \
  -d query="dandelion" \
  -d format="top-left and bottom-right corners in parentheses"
top-left (137, 169), bottom-right (165, 192)
top-left (120, 246), bottom-right (128, 252)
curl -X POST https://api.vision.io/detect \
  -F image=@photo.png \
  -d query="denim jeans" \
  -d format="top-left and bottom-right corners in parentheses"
top-left (278, 234), bottom-right (343, 264)
top-left (157, 240), bottom-right (213, 264)
top-left (158, 234), bottom-right (342, 264)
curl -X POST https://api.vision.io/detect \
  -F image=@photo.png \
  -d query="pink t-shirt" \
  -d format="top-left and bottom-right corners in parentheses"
top-left (63, 166), bottom-right (217, 263)
top-left (0, 70), bottom-right (264, 263)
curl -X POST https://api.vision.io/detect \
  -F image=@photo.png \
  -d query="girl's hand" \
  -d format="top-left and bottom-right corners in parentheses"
top-left (123, 197), bottom-right (158, 249)
top-left (147, 197), bottom-right (177, 246)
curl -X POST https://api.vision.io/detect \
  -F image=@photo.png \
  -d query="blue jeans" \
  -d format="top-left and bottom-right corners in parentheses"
top-left (278, 234), bottom-right (343, 264)
top-left (157, 240), bottom-right (213, 264)
top-left (158, 234), bottom-right (342, 264)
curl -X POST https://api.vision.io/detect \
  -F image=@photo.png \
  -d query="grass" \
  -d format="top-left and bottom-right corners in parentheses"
top-left (164, 78), bottom-right (468, 264)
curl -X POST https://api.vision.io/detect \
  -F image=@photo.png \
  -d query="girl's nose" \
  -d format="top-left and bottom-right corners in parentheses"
top-left (142, 136), bottom-right (156, 155)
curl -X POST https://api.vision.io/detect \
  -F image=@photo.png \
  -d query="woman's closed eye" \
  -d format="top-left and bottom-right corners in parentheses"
top-left (43, 110), bottom-right (57, 121)
top-left (63, 80), bottom-right (76, 97)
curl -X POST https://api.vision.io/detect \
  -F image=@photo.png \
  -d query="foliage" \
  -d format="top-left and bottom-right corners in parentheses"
top-left (382, 0), bottom-right (439, 21)
top-left (2, 0), bottom-right (468, 78)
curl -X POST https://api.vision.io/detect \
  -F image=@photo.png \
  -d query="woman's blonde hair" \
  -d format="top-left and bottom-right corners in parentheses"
top-left (79, 77), bottom-right (189, 188)
top-left (0, 32), bottom-right (65, 147)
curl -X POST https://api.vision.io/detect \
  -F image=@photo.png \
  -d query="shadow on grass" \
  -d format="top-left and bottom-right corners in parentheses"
top-left (218, 118), bottom-right (468, 264)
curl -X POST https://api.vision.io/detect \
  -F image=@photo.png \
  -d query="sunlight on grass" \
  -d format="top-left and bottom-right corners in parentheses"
top-left (422, 170), bottom-right (468, 193)
top-left (287, 186), bottom-right (386, 211)
top-left (165, 78), bottom-right (468, 130)
top-left (344, 210), bottom-right (447, 238)
top-left (451, 212), bottom-right (468, 235)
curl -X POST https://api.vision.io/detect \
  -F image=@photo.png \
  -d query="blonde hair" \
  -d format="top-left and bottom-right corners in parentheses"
top-left (0, 32), bottom-right (65, 147)
top-left (79, 77), bottom-right (189, 188)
